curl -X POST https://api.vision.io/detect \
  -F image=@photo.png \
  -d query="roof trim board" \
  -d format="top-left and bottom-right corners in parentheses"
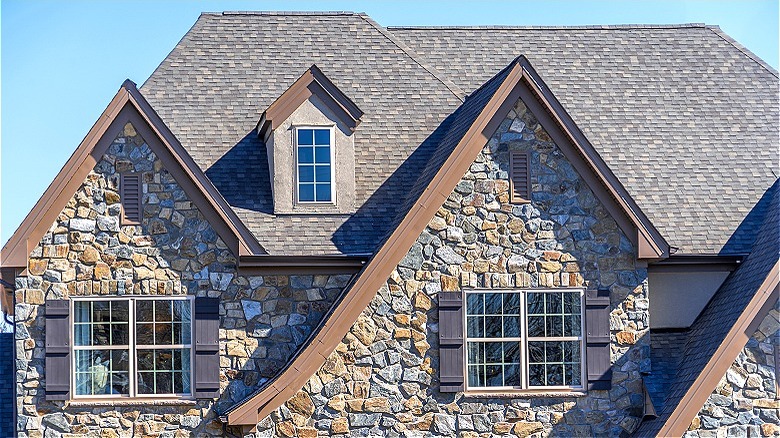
top-left (0, 80), bottom-right (266, 270)
top-left (223, 56), bottom-right (668, 426)
top-left (257, 65), bottom-right (364, 138)
top-left (658, 259), bottom-right (779, 436)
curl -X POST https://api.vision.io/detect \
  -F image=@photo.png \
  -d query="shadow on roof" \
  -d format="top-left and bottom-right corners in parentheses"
top-left (720, 179), bottom-right (779, 255)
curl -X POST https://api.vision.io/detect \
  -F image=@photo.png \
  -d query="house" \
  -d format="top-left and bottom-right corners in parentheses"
top-left (2, 11), bottom-right (778, 437)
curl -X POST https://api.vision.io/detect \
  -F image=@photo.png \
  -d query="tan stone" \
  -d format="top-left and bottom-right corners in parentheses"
top-left (28, 259), bottom-right (48, 276)
top-left (135, 267), bottom-right (154, 280)
top-left (411, 330), bottom-right (426, 342)
top-left (754, 399), bottom-right (780, 408)
top-left (441, 275), bottom-right (460, 291)
top-left (105, 191), bottom-right (120, 204)
top-left (92, 262), bottom-right (109, 279)
top-left (331, 417), bottom-right (349, 434)
top-left (287, 391), bottom-right (315, 416)
top-left (413, 292), bottom-right (432, 311)
top-left (328, 395), bottom-right (346, 411)
top-left (225, 341), bottom-right (248, 358)
top-left (513, 422), bottom-right (544, 436)
top-left (616, 331), bottom-right (636, 345)
top-left (394, 314), bottom-right (410, 326)
top-left (276, 421), bottom-right (296, 437)
top-left (494, 422), bottom-right (512, 434)
top-left (414, 340), bottom-right (430, 356)
top-left (297, 427), bottom-right (317, 438)
top-left (485, 230), bottom-right (499, 245)
top-left (100, 429), bottom-right (120, 438)
top-left (539, 261), bottom-right (562, 272)
top-left (761, 423), bottom-right (780, 437)
top-left (25, 289), bottom-right (45, 305)
top-left (346, 398), bottom-right (364, 411)
top-left (351, 315), bottom-right (377, 346)
top-left (429, 216), bottom-right (447, 231)
top-left (394, 328), bottom-right (411, 339)
top-left (79, 246), bottom-right (101, 264)
top-left (507, 218), bottom-right (524, 234)
top-left (322, 353), bottom-right (347, 376)
top-left (364, 397), bottom-right (390, 412)
top-left (353, 381), bottom-right (370, 399)
top-left (689, 416), bottom-right (701, 431)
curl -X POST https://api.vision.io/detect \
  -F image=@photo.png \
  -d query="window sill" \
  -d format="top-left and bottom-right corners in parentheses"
top-left (462, 391), bottom-right (587, 399)
top-left (66, 398), bottom-right (197, 407)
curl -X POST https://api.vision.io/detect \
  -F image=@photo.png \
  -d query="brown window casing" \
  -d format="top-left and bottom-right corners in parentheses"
top-left (120, 173), bottom-right (142, 224)
top-left (510, 150), bottom-right (531, 203)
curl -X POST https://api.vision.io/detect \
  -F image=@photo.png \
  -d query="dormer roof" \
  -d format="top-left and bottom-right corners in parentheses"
top-left (257, 65), bottom-right (363, 138)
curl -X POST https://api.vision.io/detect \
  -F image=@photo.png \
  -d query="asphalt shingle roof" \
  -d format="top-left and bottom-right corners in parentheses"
top-left (142, 13), bottom-right (779, 256)
top-left (636, 178), bottom-right (779, 436)
top-left (389, 25), bottom-right (779, 255)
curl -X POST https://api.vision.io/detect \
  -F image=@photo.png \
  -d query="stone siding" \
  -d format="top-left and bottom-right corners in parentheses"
top-left (255, 98), bottom-right (650, 437)
top-left (14, 123), bottom-right (349, 437)
top-left (686, 300), bottom-right (779, 438)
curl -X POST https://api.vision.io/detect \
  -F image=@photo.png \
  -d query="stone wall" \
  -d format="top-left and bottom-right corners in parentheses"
top-left (14, 123), bottom-right (350, 437)
top-left (685, 300), bottom-right (779, 438)
top-left (254, 98), bottom-right (650, 437)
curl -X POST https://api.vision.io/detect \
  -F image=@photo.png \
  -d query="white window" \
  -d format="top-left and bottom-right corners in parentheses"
top-left (465, 289), bottom-right (584, 390)
top-left (72, 296), bottom-right (193, 398)
top-left (295, 127), bottom-right (334, 203)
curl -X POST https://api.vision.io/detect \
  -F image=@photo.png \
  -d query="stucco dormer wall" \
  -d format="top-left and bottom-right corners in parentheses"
top-left (262, 94), bottom-right (356, 214)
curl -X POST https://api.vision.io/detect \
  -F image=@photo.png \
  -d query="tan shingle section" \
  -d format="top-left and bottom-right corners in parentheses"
top-left (390, 24), bottom-right (779, 254)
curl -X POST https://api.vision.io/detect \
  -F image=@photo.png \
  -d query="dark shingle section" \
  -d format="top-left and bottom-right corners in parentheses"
top-left (645, 330), bottom-right (688, 413)
top-left (0, 333), bottom-right (14, 437)
top-left (636, 179), bottom-right (779, 436)
top-left (142, 12), bottom-right (463, 255)
top-left (390, 25), bottom-right (779, 254)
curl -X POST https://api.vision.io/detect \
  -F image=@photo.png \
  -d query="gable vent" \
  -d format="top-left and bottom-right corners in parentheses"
top-left (510, 150), bottom-right (531, 203)
top-left (120, 174), bottom-right (142, 224)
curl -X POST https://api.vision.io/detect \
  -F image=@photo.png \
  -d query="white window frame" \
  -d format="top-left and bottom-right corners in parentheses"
top-left (464, 288), bottom-right (585, 392)
top-left (70, 295), bottom-right (194, 399)
top-left (293, 125), bottom-right (336, 205)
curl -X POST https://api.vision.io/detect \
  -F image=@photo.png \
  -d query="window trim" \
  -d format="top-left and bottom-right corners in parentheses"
top-left (293, 125), bottom-right (336, 205)
top-left (69, 295), bottom-right (194, 400)
top-left (463, 288), bottom-right (586, 393)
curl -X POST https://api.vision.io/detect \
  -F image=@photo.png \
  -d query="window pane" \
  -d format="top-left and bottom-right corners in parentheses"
top-left (173, 300), bottom-right (191, 324)
top-left (546, 315), bottom-right (563, 337)
top-left (315, 184), bottom-right (332, 202)
top-left (299, 184), bottom-right (314, 202)
top-left (485, 316), bottom-right (502, 337)
top-left (74, 301), bottom-right (91, 323)
top-left (503, 342), bottom-right (521, 363)
top-left (485, 342), bottom-right (502, 363)
top-left (298, 129), bottom-right (313, 145)
top-left (467, 342), bottom-right (483, 364)
top-left (467, 316), bottom-right (484, 338)
top-left (547, 364), bottom-right (564, 386)
top-left (315, 165), bottom-right (331, 182)
top-left (545, 342), bottom-right (564, 363)
top-left (155, 301), bottom-right (173, 322)
top-left (468, 365), bottom-right (484, 387)
top-left (138, 372), bottom-right (155, 394)
top-left (93, 301), bottom-right (110, 323)
top-left (111, 324), bottom-right (129, 345)
top-left (137, 350), bottom-right (154, 371)
top-left (564, 315), bottom-right (581, 337)
top-left (484, 293), bottom-right (502, 314)
top-left (92, 324), bottom-right (110, 346)
top-left (137, 300), bottom-right (154, 322)
top-left (466, 294), bottom-right (483, 315)
top-left (563, 292), bottom-right (581, 314)
top-left (527, 292), bottom-right (544, 315)
top-left (528, 316), bottom-right (544, 337)
top-left (299, 165), bottom-right (314, 183)
top-left (136, 322), bottom-right (154, 345)
top-left (315, 146), bottom-right (331, 163)
top-left (504, 293), bottom-right (521, 315)
top-left (74, 349), bottom-right (129, 395)
top-left (504, 364), bottom-right (522, 386)
top-left (566, 364), bottom-right (582, 386)
top-left (529, 364), bottom-right (545, 386)
top-left (546, 292), bottom-right (562, 314)
top-left (156, 324), bottom-right (173, 345)
top-left (112, 301), bottom-right (129, 322)
top-left (75, 324), bottom-right (90, 346)
top-left (528, 341), bottom-right (545, 363)
top-left (314, 129), bottom-right (330, 145)
top-left (503, 316), bottom-right (522, 337)
top-left (298, 146), bottom-right (314, 164)
top-left (156, 373), bottom-right (173, 394)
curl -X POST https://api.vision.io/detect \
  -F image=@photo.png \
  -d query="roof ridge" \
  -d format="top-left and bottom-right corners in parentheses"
top-left (387, 23), bottom-right (709, 30)
top-left (215, 11), bottom-right (359, 16)
top-left (357, 14), bottom-right (467, 101)
top-left (706, 25), bottom-right (779, 78)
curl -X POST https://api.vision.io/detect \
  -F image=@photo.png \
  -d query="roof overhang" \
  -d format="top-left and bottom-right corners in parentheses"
top-left (222, 56), bottom-right (670, 427)
top-left (0, 80), bottom-right (267, 272)
top-left (256, 65), bottom-right (364, 138)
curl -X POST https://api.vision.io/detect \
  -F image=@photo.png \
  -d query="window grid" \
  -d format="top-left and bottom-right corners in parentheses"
top-left (71, 296), bottom-right (193, 399)
top-left (464, 289), bottom-right (584, 391)
top-left (296, 127), bottom-right (334, 203)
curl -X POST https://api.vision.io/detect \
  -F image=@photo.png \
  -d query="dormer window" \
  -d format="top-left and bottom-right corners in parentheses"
top-left (296, 127), bottom-right (334, 203)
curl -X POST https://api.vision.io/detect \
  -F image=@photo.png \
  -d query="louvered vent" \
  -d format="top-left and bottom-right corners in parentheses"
top-left (510, 151), bottom-right (531, 203)
top-left (120, 174), bottom-right (142, 224)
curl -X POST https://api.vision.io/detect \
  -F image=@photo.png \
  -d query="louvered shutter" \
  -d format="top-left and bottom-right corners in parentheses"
top-left (510, 151), bottom-right (531, 203)
top-left (194, 297), bottom-right (220, 398)
top-left (438, 292), bottom-right (465, 392)
top-left (120, 173), bottom-right (142, 224)
top-left (585, 288), bottom-right (612, 390)
top-left (45, 300), bottom-right (71, 400)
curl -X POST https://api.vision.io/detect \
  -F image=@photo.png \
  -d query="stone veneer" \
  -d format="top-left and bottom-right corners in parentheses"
top-left (685, 300), bottom-right (779, 438)
top-left (253, 98), bottom-right (650, 437)
top-left (14, 123), bottom-right (351, 437)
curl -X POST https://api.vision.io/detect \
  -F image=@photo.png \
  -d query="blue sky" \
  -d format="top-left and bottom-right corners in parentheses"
top-left (1, 0), bottom-right (778, 245)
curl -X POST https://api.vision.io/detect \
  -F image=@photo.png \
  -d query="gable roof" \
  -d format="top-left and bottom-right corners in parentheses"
top-left (222, 56), bottom-right (666, 426)
top-left (389, 24), bottom-right (779, 255)
top-left (257, 64), bottom-right (364, 137)
top-left (0, 80), bottom-right (266, 270)
top-left (637, 179), bottom-right (779, 436)
top-left (141, 12), bottom-right (465, 257)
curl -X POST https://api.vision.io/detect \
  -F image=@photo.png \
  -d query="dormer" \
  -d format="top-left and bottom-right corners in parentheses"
top-left (257, 65), bottom-right (363, 214)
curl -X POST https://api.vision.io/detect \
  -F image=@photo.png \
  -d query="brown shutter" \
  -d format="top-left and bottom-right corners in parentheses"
top-left (45, 300), bottom-right (71, 400)
top-left (438, 292), bottom-right (465, 392)
top-left (510, 150), bottom-right (531, 203)
top-left (194, 297), bottom-right (220, 398)
top-left (120, 173), bottom-right (142, 224)
top-left (585, 288), bottom-right (612, 390)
